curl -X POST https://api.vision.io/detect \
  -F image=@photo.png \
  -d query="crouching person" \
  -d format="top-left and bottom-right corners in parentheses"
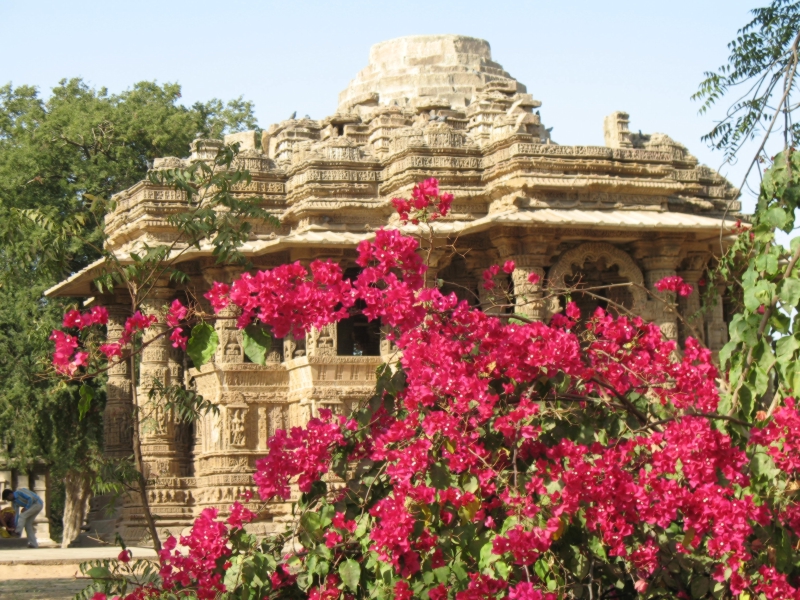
top-left (0, 504), bottom-right (17, 537)
top-left (2, 488), bottom-right (43, 548)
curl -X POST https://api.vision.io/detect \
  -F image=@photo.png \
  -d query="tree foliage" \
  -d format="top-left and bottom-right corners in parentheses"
top-left (0, 78), bottom-right (257, 536)
top-left (694, 0), bottom-right (800, 169)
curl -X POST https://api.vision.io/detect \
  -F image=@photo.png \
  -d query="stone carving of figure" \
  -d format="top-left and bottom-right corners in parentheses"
top-left (229, 408), bottom-right (247, 446)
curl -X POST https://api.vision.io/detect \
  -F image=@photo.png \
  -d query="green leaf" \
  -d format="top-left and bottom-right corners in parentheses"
top-left (777, 338), bottom-right (800, 374)
top-left (428, 462), bottom-right (451, 490)
top-left (534, 559), bottom-right (549, 581)
top-left (300, 511), bottom-right (322, 535)
top-left (78, 385), bottom-right (94, 420)
top-left (87, 566), bottom-right (112, 579)
top-left (242, 324), bottom-right (272, 365)
top-left (186, 323), bottom-right (219, 367)
top-left (690, 576), bottom-right (709, 599)
top-left (479, 536), bottom-right (500, 569)
top-left (779, 278), bottom-right (800, 307)
top-left (718, 341), bottom-right (737, 370)
top-left (764, 206), bottom-right (790, 230)
top-left (339, 558), bottom-right (361, 592)
top-left (751, 451), bottom-right (780, 480)
top-left (744, 280), bottom-right (775, 312)
top-left (587, 536), bottom-right (607, 560)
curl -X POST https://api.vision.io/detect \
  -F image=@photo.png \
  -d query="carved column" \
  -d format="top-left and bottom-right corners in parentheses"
top-left (139, 288), bottom-right (182, 479)
top-left (29, 464), bottom-right (54, 545)
top-left (705, 284), bottom-right (729, 352)
top-left (466, 253), bottom-right (504, 315)
top-left (678, 254), bottom-right (709, 346)
top-left (491, 231), bottom-right (556, 321)
top-left (284, 334), bottom-right (305, 359)
top-left (380, 324), bottom-right (399, 361)
top-left (635, 239), bottom-right (684, 342)
top-left (641, 259), bottom-right (680, 341)
top-left (104, 304), bottom-right (133, 458)
top-left (204, 266), bottom-right (246, 367)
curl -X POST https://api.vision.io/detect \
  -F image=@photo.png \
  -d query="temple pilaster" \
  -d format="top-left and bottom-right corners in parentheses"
top-left (705, 283), bottom-right (729, 352)
top-left (138, 287), bottom-right (183, 479)
top-left (104, 303), bottom-right (133, 458)
top-left (678, 254), bottom-right (709, 346)
top-left (635, 239), bottom-right (684, 342)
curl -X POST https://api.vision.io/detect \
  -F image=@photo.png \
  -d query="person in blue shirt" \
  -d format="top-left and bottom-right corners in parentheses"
top-left (2, 487), bottom-right (43, 548)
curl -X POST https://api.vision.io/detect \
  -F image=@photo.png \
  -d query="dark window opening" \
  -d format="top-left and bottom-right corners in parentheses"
top-left (337, 314), bottom-right (381, 356)
top-left (336, 268), bottom-right (382, 356)
top-left (563, 261), bottom-right (634, 324)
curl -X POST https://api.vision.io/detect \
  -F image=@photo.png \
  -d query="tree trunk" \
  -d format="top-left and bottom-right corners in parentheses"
top-left (61, 470), bottom-right (91, 548)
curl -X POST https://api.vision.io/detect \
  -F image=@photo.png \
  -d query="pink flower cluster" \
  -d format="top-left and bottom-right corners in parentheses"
top-left (166, 299), bottom-right (189, 350)
top-left (63, 306), bottom-right (109, 329)
top-left (96, 311), bottom-right (158, 361)
top-left (51, 306), bottom-right (109, 374)
top-left (50, 330), bottom-right (87, 375)
top-left (391, 178), bottom-right (454, 223)
top-left (205, 261), bottom-right (353, 339)
top-left (158, 508), bottom-right (231, 599)
top-left (654, 274), bottom-right (694, 297)
top-left (253, 409), bottom-right (346, 500)
top-left (52, 300), bottom-right (192, 371)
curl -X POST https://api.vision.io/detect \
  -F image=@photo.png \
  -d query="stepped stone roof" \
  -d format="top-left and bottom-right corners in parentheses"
top-left (338, 35), bottom-right (526, 111)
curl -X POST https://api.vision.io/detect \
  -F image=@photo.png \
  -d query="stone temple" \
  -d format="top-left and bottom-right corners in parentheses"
top-left (42, 35), bottom-right (739, 543)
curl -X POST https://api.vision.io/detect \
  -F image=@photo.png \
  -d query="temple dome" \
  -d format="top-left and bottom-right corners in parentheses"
top-left (337, 34), bottom-right (525, 112)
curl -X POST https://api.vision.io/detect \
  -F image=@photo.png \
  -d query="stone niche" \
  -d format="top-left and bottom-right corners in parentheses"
top-left (46, 34), bottom-right (740, 544)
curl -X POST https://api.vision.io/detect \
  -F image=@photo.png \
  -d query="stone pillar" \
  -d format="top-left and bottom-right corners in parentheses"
top-left (635, 239), bottom-right (684, 342)
top-left (139, 288), bottom-right (182, 479)
top-left (677, 254), bottom-right (708, 346)
top-left (642, 259), bottom-right (680, 342)
top-left (466, 253), bottom-right (505, 315)
top-left (284, 334), bottom-right (305, 359)
top-left (29, 465), bottom-right (54, 546)
top-left (422, 246), bottom-right (448, 289)
top-left (510, 258), bottom-right (546, 321)
top-left (603, 111), bottom-right (633, 149)
top-left (104, 304), bottom-right (133, 458)
top-left (705, 284), bottom-right (729, 352)
top-left (205, 266), bottom-right (246, 366)
top-left (380, 324), bottom-right (398, 361)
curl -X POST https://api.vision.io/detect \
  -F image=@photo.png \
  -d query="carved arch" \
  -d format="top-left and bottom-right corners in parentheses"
top-left (548, 242), bottom-right (647, 314)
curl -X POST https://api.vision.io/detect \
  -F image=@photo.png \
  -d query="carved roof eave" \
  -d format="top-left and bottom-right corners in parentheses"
top-left (285, 157), bottom-right (382, 179)
top-left (46, 209), bottom-right (742, 299)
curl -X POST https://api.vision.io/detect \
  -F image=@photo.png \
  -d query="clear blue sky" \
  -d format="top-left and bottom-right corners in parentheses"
top-left (1, 0), bottom-right (763, 209)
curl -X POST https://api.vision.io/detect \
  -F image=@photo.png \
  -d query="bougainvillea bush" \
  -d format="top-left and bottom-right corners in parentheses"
top-left (59, 179), bottom-right (800, 600)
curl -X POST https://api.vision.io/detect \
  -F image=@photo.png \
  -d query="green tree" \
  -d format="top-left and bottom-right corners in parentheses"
top-left (0, 78), bottom-right (257, 545)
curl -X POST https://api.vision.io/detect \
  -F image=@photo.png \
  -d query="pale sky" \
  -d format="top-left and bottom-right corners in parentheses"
top-left (1, 0), bottom-right (765, 210)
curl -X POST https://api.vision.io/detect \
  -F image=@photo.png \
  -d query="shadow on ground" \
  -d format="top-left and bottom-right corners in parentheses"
top-left (0, 578), bottom-right (89, 599)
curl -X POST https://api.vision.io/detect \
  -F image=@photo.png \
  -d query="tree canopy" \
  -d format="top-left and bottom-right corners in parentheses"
top-left (0, 78), bottom-right (257, 528)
